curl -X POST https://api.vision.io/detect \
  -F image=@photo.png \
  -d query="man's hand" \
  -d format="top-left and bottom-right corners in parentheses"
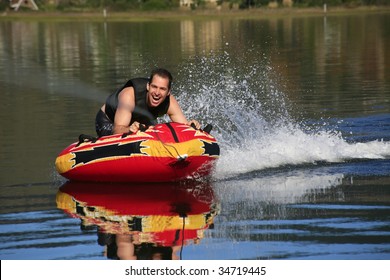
top-left (129, 121), bottom-right (140, 133)
top-left (187, 119), bottom-right (200, 130)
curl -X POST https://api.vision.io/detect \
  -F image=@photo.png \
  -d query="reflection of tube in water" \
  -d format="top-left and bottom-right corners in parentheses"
top-left (56, 181), bottom-right (219, 260)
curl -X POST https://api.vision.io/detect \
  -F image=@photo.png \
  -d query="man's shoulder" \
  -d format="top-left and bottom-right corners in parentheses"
top-left (120, 77), bottom-right (147, 88)
top-left (129, 78), bottom-right (148, 93)
top-left (130, 77), bottom-right (148, 84)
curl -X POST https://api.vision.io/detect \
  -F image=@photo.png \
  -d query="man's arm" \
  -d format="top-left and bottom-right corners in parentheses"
top-left (113, 87), bottom-right (136, 134)
top-left (167, 95), bottom-right (188, 123)
top-left (167, 95), bottom-right (200, 129)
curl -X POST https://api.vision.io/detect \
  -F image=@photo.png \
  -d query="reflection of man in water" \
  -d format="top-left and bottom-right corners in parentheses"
top-left (99, 232), bottom-right (183, 260)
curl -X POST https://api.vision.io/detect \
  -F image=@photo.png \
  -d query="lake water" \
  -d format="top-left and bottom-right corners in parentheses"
top-left (0, 11), bottom-right (390, 260)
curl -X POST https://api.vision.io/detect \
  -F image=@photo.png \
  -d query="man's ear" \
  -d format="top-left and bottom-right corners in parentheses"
top-left (146, 82), bottom-right (150, 91)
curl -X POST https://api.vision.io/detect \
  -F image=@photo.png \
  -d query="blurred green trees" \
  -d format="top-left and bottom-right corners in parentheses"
top-left (1, 0), bottom-right (389, 11)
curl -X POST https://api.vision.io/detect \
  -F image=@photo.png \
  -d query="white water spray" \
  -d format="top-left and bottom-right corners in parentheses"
top-left (173, 51), bottom-right (390, 180)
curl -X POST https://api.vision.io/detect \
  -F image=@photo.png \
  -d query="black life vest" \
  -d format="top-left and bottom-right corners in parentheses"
top-left (104, 78), bottom-right (170, 126)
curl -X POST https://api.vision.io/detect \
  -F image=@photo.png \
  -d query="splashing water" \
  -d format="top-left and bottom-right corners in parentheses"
top-left (172, 51), bottom-right (390, 180)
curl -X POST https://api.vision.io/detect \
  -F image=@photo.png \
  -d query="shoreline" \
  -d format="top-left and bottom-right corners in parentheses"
top-left (1, 6), bottom-right (390, 21)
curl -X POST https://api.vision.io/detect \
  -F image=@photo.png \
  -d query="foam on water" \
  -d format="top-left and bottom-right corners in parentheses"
top-left (216, 125), bottom-right (390, 180)
top-left (173, 51), bottom-right (390, 180)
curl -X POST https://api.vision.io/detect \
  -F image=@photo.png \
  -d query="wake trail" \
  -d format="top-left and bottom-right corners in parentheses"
top-left (172, 51), bottom-right (390, 180)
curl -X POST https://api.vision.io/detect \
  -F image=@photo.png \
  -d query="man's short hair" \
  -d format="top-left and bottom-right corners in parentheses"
top-left (149, 68), bottom-right (173, 90)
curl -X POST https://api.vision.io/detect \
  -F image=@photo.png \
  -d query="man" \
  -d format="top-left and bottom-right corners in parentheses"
top-left (95, 68), bottom-right (199, 137)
